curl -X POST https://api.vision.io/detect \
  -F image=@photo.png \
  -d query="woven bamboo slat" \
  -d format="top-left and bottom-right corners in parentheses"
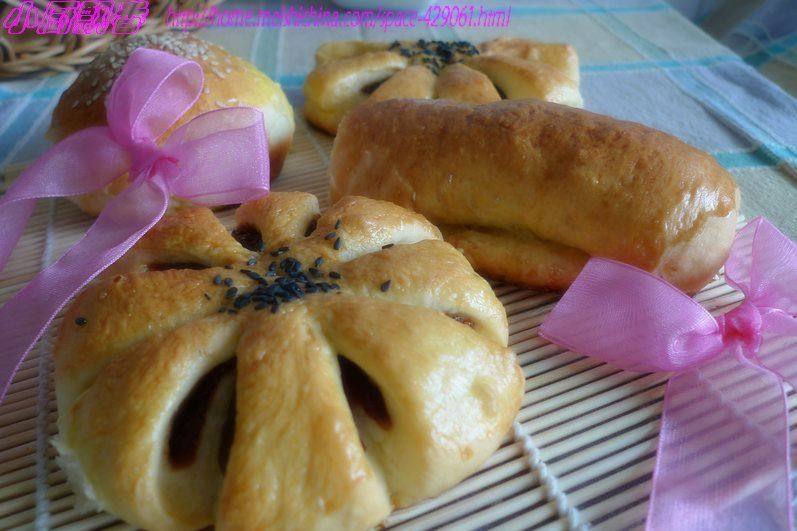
top-left (0, 113), bottom-right (793, 531)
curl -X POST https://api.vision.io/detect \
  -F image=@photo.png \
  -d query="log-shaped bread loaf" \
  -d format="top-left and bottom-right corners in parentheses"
top-left (330, 99), bottom-right (740, 293)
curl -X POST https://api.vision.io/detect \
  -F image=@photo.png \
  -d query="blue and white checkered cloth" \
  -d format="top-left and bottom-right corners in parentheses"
top-left (1, 0), bottom-right (795, 236)
top-left (670, 0), bottom-right (797, 95)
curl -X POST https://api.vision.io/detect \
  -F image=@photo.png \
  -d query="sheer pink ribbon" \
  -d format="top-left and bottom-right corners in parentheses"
top-left (541, 217), bottom-right (797, 530)
top-left (0, 48), bottom-right (269, 402)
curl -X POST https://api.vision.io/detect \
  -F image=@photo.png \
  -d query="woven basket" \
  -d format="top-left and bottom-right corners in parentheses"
top-left (0, 0), bottom-right (223, 78)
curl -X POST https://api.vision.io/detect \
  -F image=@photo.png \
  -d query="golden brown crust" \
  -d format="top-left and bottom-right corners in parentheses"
top-left (465, 54), bottom-right (583, 107)
top-left (48, 33), bottom-right (295, 216)
top-left (314, 40), bottom-right (391, 65)
top-left (330, 99), bottom-right (740, 293)
top-left (442, 226), bottom-right (589, 292)
top-left (368, 65), bottom-right (437, 102)
top-left (303, 50), bottom-right (408, 135)
top-left (303, 38), bottom-right (582, 135)
top-left (479, 37), bottom-right (580, 83)
top-left (54, 192), bottom-right (522, 530)
top-left (435, 63), bottom-right (502, 103)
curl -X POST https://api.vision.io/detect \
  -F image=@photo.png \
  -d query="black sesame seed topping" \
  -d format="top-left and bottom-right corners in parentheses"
top-left (271, 246), bottom-right (289, 256)
top-left (333, 237), bottom-right (342, 250)
top-left (75, 317), bottom-right (88, 326)
top-left (324, 231), bottom-right (336, 240)
top-left (241, 269), bottom-right (267, 284)
top-left (335, 219), bottom-right (342, 229)
top-left (380, 280), bottom-right (392, 292)
top-left (224, 265), bottom-right (232, 269)
top-left (203, 293), bottom-right (211, 301)
top-left (233, 295), bottom-right (251, 309)
top-left (247, 257), bottom-right (258, 266)
top-left (387, 40), bottom-right (479, 74)
top-left (211, 247), bottom-right (353, 315)
top-left (382, 243), bottom-right (394, 249)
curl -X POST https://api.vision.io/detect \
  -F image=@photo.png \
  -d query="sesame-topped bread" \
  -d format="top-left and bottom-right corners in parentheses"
top-left (330, 99), bottom-right (740, 294)
top-left (49, 33), bottom-right (295, 216)
top-left (53, 191), bottom-right (523, 530)
top-left (303, 37), bottom-right (582, 135)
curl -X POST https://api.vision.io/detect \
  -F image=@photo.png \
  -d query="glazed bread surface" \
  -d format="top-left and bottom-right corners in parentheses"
top-left (54, 192), bottom-right (523, 530)
top-left (49, 33), bottom-right (295, 216)
top-left (304, 38), bottom-right (581, 135)
top-left (330, 99), bottom-right (740, 293)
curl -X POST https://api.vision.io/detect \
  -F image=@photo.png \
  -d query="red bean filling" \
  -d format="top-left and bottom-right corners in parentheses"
top-left (361, 79), bottom-right (387, 95)
top-left (231, 224), bottom-right (264, 252)
top-left (338, 355), bottom-right (392, 429)
top-left (304, 216), bottom-right (319, 237)
top-left (168, 358), bottom-right (236, 469)
top-left (446, 313), bottom-right (475, 328)
top-left (218, 388), bottom-right (236, 473)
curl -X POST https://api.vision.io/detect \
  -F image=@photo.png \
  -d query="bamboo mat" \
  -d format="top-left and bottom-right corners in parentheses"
top-left (1, 112), bottom-right (794, 531)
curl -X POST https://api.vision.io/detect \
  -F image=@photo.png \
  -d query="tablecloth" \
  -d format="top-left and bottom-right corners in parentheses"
top-left (670, 0), bottom-right (797, 96)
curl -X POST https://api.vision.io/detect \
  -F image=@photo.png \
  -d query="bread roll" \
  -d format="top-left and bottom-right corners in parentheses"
top-left (54, 192), bottom-right (522, 530)
top-left (330, 99), bottom-right (740, 293)
top-left (304, 38), bottom-right (581, 135)
top-left (49, 33), bottom-right (295, 216)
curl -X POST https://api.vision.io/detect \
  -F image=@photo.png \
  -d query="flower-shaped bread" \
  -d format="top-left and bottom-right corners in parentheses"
top-left (53, 192), bottom-right (524, 530)
top-left (303, 37), bottom-right (582, 134)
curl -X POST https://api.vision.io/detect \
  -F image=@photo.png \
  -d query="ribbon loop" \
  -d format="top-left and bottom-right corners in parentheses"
top-left (541, 258), bottom-right (723, 373)
top-left (725, 217), bottom-right (797, 313)
top-left (165, 107), bottom-right (270, 205)
top-left (107, 48), bottom-right (204, 144)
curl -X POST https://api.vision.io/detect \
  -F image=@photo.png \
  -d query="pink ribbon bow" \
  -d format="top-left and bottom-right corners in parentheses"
top-left (0, 48), bottom-right (269, 402)
top-left (541, 217), bottom-right (797, 530)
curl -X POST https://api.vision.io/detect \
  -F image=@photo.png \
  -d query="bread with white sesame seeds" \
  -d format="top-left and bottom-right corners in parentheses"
top-left (53, 192), bottom-right (523, 530)
top-left (303, 38), bottom-right (581, 135)
top-left (330, 99), bottom-right (741, 294)
top-left (48, 33), bottom-right (295, 216)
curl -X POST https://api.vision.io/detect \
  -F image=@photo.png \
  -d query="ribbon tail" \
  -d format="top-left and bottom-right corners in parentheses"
top-left (0, 199), bottom-right (36, 270)
top-left (647, 351), bottom-right (791, 531)
top-left (0, 180), bottom-right (168, 401)
top-left (0, 126), bottom-right (130, 273)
